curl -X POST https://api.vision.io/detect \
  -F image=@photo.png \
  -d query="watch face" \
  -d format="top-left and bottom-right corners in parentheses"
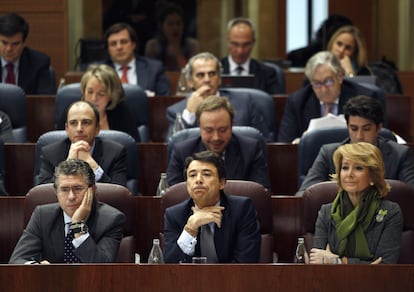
top-left (71, 223), bottom-right (88, 234)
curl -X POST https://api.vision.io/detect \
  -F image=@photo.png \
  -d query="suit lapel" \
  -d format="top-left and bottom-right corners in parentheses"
top-left (92, 138), bottom-right (104, 166)
top-left (214, 193), bottom-right (231, 262)
top-left (136, 58), bottom-right (149, 89)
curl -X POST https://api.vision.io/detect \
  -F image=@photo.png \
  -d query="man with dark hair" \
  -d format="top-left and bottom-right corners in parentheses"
top-left (297, 95), bottom-right (414, 195)
top-left (221, 17), bottom-right (282, 94)
top-left (0, 13), bottom-right (56, 94)
top-left (164, 150), bottom-right (261, 263)
top-left (38, 101), bottom-right (127, 187)
top-left (9, 159), bottom-right (125, 264)
top-left (104, 22), bottom-right (171, 96)
top-left (167, 95), bottom-right (270, 189)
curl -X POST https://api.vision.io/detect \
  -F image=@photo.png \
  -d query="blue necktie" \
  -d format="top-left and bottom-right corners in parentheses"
top-left (64, 224), bottom-right (80, 263)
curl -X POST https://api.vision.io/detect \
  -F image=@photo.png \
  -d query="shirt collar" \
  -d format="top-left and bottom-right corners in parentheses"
top-left (228, 56), bottom-right (250, 74)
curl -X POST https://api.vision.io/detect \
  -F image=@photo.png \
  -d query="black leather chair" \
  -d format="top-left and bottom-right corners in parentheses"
top-left (167, 126), bottom-right (266, 161)
top-left (55, 83), bottom-right (149, 142)
top-left (0, 84), bottom-right (26, 142)
top-left (161, 180), bottom-right (275, 263)
top-left (302, 180), bottom-right (414, 264)
top-left (0, 139), bottom-right (7, 195)
top-left (24, 183), bottom-right (136, 263)
top-left (297, 127), bottom-right (397, 187)
top-left (220, 87), bottom-right (276, 142)
top-left (263, 61), bottom-right (286, 94)
top-left (33, 130), bottom-right (139, 195)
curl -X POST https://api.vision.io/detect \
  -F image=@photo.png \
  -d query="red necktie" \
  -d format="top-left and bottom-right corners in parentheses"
top-left (121, 66), bottom-right (129, 84)
top-left (324, 103), bottom-right (332, 116)
top-left (5, 63), bottom-right (16, 84)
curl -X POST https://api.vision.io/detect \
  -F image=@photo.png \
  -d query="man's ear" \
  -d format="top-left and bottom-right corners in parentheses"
top-left (219, 178), bottom-right (226, 190)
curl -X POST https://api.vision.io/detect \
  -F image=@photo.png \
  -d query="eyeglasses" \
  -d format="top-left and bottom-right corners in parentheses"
top-left (311, 78), bottom-right (335, 89)
top-left (228, 41), bottom-right (254, 49)
top-left (58, 186), bottom-right (87, 196)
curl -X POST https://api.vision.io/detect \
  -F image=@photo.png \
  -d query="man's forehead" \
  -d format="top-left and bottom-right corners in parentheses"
top-left (188, 160), bottom-right (217, 172)
top-left (348, 116), bottom-right (375, 126)
top-left (192, 59), bottom-right (217, 70)
top-left (68, 105), bottom-right (95, 119)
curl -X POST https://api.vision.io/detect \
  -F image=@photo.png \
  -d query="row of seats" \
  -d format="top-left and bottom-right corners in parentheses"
top-left (8, 179), bottom-right (414, 264)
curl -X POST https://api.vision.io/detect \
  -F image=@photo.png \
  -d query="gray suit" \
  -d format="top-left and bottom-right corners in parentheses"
top-left (298, 137), bottom-right (414, 194)
top-left (313, 199), bottom-right (402, 264)
top-left (9, 200), bottom-right (125, 264)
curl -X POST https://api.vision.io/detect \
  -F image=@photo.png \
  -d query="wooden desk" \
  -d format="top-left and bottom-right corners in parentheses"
top-left (1, 264), bottom-right (412, 291)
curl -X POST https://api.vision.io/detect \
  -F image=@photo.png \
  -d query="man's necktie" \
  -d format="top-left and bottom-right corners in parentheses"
top-left (5, 63), bottom-right (16, 84)
top-left (200, 224), bottom-right (218, 263)
top-left (121, 66), bottom-right (129, 83)
top-left (64, 225), bottom-right (80, 263)
top-left (235, 66), bottom-right (244, 76)
top-left (324, 103), bottom-right (333, 116)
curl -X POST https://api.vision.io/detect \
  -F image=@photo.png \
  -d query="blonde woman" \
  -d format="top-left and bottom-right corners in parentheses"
top-left (310, 142), bottom-right (402, 264)
top-left (80, 64), bottom-right (139, 141)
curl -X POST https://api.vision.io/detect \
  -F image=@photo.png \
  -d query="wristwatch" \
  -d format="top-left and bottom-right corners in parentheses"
top-left (70, 221), bottom-right (88, 235)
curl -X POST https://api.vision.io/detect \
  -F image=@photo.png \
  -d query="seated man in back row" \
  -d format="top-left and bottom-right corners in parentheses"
top-left (167, 95), bottom-right (270, 190)
top-left (164, 150), bottom-right (261, 263)
top-left (278, 51), bottom-right (386, 143)
top-left (38, 101), bottom-right (127, 187)
top-left (166, 52), bottom-right (269, 141)
top-left (297, 95), bottom-right (414, 196)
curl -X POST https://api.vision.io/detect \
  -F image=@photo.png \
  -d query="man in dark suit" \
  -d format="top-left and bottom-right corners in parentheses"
top-left (220, 17), bottom-right (282, 95)
top-left (9, 159), bottom-right (125, 264)
top-left (104, 22), bottom-right (171, 96)
top-left (278, 51), bottom-right (386, 143)
top-left (38, 101), bottom-right (127, 187)
top-left (166, 52), bottom-right (269, 140)
top-left (167, 95), bottom-right (270, 189)
top-left (297, 95), bottom-right (414, 195)
top-left (0, 13), bottom-right (56, 94)
top-left (164, 150), bottom-right (261, 263)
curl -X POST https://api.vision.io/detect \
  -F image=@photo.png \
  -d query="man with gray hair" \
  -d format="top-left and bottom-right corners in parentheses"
top-left (9, 159), bottom-right (125, 264)
top-left (277, 51), bottom-right (386, 143)
top-left (221, 17), bottom-right (282, 94)
top-left (166, 51), bottom-right (269, 140)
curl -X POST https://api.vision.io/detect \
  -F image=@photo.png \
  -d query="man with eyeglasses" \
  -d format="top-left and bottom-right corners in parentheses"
top-left (9, 159), bottom-right (125, 264)
top-left (104, 22), bottom-right (171, 96)
top-left (38, 101), bottom-right (127, 187)
top-left (166, 52), bottom-right (269, 140)
top-left (0, 13), bottom-right (56, 94)
top-left (220, 17), bottom-right (283, 94)
top-left (277, 51), bottom-right (386, 143)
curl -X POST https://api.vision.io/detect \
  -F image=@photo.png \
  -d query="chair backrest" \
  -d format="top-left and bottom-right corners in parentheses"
top-left (302, 180), bottom-right (414, 264)
top-left (33, 130), bottom-right (139, 195)
top-left (297, 127), bottom-right (397, 187)
top-left (222, 87), bottom-right (276, 142)
top-left (263, 61), bottom-right (286, 94)
top-left (55, 83), bottom-right (149, 142)
top-left (24, 183), bottom-right (136, 262)
top-left (167, 126), bottom-right (266, 162)
top-left (161, 180), bottom-right (274, 263)
top-left (0, 83), bottom-right (26, 142)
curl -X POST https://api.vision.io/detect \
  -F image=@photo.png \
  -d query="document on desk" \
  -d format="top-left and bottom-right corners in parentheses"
top-left (307, 114), bottom-right (347, 132)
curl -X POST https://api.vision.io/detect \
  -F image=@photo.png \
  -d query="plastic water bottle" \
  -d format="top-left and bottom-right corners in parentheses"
top-left (148, 239), bottom-right (164, 264)
top-left (294, 237), bottom-right (309, 264)
top-left (156, 173), bottom-right (168, 197)
top-left (172, 112), bottom-right (185, 134)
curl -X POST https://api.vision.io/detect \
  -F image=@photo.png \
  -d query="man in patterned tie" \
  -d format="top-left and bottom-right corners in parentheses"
top-left (163, 150), bottom-right (261, 263)
top-left (9, 159), bottom-right (125, 264)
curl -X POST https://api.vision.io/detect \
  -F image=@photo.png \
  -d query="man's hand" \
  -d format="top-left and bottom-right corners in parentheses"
top-left (185, 85), bottom-right (212, 113)
top-left (67, 141), bottom-right (98, 170)
top-left (186, 206), bottom-right (225, 231)
top-left (309, 244), bottom-right (337, 264)
top-left (71, 187), bottom-right (93, 223)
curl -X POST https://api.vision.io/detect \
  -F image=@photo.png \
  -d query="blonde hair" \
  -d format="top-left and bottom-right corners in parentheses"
top-left (331, 142), bottom-right (391, 197)
top-left (80, 64), bottom-right (125, 110)
top-left (327, 25), bottom-right (368, 69)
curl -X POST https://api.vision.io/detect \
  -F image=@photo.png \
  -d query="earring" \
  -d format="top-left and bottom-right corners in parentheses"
top-left (370, 182), bottom-right (374, 186)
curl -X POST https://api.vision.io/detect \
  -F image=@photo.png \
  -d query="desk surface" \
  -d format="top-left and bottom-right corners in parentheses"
top-left (0, 264), bottom-right (413, 291)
